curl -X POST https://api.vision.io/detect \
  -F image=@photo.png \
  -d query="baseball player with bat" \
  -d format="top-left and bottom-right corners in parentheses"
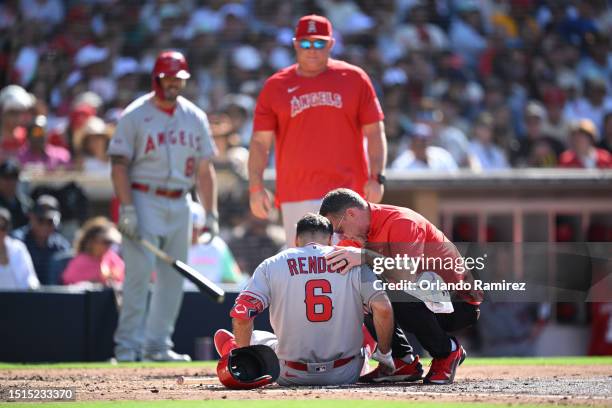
top-left (108, 50), bottom-right (218, 362)
top-left (214, 213), bottom-right (395, 387)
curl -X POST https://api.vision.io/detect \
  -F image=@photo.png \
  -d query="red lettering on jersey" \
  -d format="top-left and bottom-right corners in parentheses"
top-left (318, 257), bottom-right (326, 273)
top-left (157, 132), bottom-right (166, 145)
top-left (169, 130), bottom-right (177, 144)
top-left (195, 136), bottom-right (201, 152)
top-left (298, 257), bottom-right (307, 274)
top-left (287, 259), bottom-right (298, 276)
top-left (308, 256), bottom-right (317, 273)
top-left (179, 130), bottom-right (186, 146)
top-left (144, 135), bottom-right (156, 154)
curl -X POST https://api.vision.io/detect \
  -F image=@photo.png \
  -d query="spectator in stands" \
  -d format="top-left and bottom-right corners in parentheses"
top-left (392, 123), bottom-right (457, 171)
top-left (559, 119), bottom-right (612, 169)
top-left (12, 194), bottom-right (71, 285)
top-left (541, 88), bottom-right (571, 146)
top-left (62, 216), bottom-right (124, 286)
top-left (563, 76), bottom-right (612, 136)
top-left (468, 112), bottom-right (510, 170)
top-left (0, 159), bottom-right (30, 228)
top-left (18, 115), bottom-right (71, 171)
top-left (78, 118), bottom-right (112, 175)
top-left (415, 98), bottom-right (473, 168)
top-left (0, 85), bottom-right (35, 158)
top-left (185, 201), bottom-right (244, 288)
top-left (0, 207), bottom-right (38, 290)
top-left (600, 112), bottom-right (612, 153)
top-left (513, 101), bottom-right (563, 167)
top-left (394, 2), bottom-right (448, 55)
top-left (448, 1), bottom-right (487, 69)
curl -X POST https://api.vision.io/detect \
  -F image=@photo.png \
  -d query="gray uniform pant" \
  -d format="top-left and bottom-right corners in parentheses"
top-left (251, 330), bottom-right (365, 386)
top-left (114, 191), bottom-right (191, 356)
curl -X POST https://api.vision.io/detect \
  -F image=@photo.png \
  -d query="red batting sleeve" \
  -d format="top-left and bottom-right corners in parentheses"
top-left (358, 71), bottom-right (384, 127)
top-left (253, 80), bottom-right (277, 132)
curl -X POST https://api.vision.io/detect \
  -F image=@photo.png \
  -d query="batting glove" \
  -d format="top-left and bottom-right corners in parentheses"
top-left (372, 347), bottom-right (395, 375)
top-left (118, 204), bottom-right (139, 240)
top-left (203, 212), bottom-right (219, 238)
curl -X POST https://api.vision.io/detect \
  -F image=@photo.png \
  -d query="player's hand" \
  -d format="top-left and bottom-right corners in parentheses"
top-left (118, 204), bottom-right (139, 240)
top-left (203, 212), bottom-right (219, 240)
top-left (325, 246), bottom-right (363, 274)
top-left (249, 188), bottom-right (272, 219)
top-left (372, 347), bottom-right (395, 375)
top-left (364, 178), bottom-right (384, 203)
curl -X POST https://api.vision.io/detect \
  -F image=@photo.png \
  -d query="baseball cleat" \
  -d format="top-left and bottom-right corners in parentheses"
top-left (359, 355), bottom-right (423, 383)
top-left (423, 340), bottom-right (466, 385)
top-left (214, 329), bottom-right (237, 357)
top-left (143, 349), bottom-right (192, 362)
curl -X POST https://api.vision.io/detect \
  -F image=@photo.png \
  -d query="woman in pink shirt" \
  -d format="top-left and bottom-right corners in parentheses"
top-left (62, 217), bottom-right (124, 286)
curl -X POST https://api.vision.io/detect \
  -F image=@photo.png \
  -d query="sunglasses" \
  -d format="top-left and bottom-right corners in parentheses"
top-left (298, 39), bottom-right (328, 50)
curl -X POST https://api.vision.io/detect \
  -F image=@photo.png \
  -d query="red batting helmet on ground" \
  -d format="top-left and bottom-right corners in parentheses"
top-left (217, 345), bottom-right (280, 390)
top-left (153, 51), bottom-right (190, 79)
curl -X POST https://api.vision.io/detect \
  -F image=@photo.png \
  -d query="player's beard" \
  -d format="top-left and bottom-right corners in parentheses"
top-left (162, 86), bottom-right (181, 102)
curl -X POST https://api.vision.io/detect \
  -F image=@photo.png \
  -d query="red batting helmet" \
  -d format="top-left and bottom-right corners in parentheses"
top-left (153, 51), bottom-right (190, 79)
top-left (217, 345), bottom-right (280, 390)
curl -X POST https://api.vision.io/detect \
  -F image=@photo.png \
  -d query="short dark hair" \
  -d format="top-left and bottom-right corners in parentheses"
top-left (319, 188), bottom-right (367, 217)
top-left (296, 213), bottom-right (333, 237)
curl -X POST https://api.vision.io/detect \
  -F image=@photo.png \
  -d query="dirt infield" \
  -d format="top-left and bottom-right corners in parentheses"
top-left (2, 364), bottom-right (611, 406)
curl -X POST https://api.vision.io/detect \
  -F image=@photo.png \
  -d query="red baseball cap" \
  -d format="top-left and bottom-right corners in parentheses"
top-left (294, 14), bottom-right (332, 40)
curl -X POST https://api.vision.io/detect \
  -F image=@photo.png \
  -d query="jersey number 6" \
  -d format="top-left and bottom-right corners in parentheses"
top-left (305, 279), bottom-right (333, 322)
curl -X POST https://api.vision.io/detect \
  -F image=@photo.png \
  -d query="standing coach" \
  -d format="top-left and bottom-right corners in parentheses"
top-left (248, 14), bottom-right (387, 245)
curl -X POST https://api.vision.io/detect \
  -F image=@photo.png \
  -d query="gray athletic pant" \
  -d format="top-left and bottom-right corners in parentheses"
top-left (114, 190), bottom-right (191, 356)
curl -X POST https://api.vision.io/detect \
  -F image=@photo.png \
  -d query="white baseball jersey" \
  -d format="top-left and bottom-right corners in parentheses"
top-left (107, 93), bottom-right (216, 190)
top-left (240, 243), bottom-right (385, 363)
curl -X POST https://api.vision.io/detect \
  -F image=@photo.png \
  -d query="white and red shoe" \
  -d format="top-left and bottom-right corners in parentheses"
top-left (423, 339), bottom-right (466, 385)
top-left (213, 329), bottom-right (237, 357)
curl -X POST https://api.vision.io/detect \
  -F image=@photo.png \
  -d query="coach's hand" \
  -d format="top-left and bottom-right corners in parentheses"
top-left (364, 179), bottom-right (384, 203)
top-left (118, 204), bottom-right (139, 240)
top-left (249, 187), bottom-right (272, 219)
top-left (372, 347), bottom-right (395, 375)
top-left (325, 246), bottom-right (363, 275)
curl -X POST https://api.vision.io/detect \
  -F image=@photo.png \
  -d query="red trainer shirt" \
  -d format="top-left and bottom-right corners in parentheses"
top-left (366, 203), bottom-right (482, 304)
top-left (254, 59), bottom-right (383, 205)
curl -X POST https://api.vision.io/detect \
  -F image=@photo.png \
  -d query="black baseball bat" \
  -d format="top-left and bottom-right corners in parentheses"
top-left (139, 238), bottom-right (225, 303)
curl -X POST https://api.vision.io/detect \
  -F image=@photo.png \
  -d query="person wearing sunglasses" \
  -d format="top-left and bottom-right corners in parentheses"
top-left (248, 14), bottom-right (387, 246)
top-left (11, 194), bottom-right (71, 285)
top-left (0, 207), bottom-right (39, 290)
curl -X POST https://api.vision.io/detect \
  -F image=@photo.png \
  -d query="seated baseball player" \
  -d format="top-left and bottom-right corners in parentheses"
top-left (214, 213), bottom-right (395, 386)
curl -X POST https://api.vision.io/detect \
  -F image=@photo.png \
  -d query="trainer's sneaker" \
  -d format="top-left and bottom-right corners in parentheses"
top-left (359, 355), bottom-right (423, 383)
top-left (143, 350), bottom-right (192, 362)
top-left (423, 341), bottom-right (466, 385)
top-left (214, 329), bottom-right (237, 357)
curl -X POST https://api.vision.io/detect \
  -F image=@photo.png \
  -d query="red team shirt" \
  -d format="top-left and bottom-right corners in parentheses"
top-left (342, 203), bottom-right (482, 304)
top-left (253, 59), bottom-right (384, 205)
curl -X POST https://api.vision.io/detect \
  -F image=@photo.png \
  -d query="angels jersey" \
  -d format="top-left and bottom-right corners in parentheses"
top-left (108, 93), bottom-right (216, 190)
top-left (236, 243), bottom-right (385, 363)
